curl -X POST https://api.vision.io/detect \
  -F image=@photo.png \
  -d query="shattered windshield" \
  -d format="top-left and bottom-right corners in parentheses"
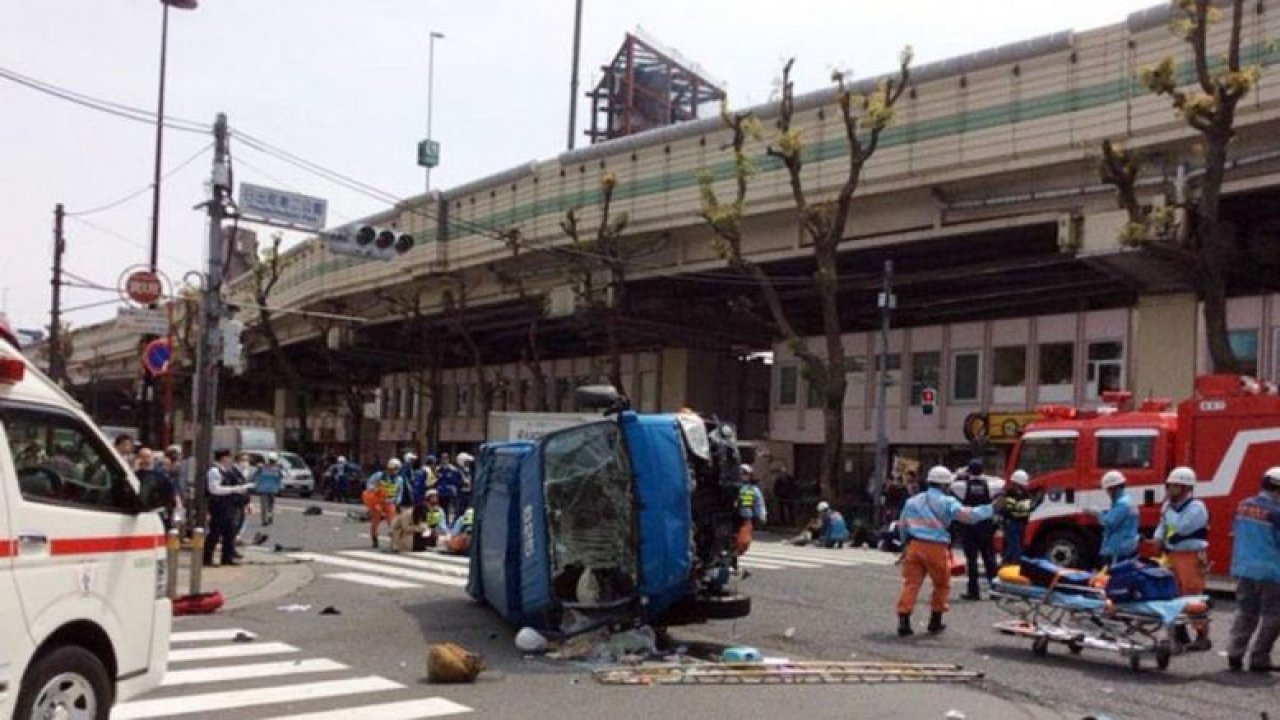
top-left (543, 421), bottom-right (637, 607)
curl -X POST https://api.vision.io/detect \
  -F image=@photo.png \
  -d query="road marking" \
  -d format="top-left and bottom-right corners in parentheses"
top-left (738, 557), bottom-right (804, 570)
top-left (169, 629), bottom-right (257, 644)
top-left (325, 572), bottom-right (423, 589)
top-left (167, 642), bottom-right (298, 664)
top-left (161, 658), bottom-right (348, 687)
top-left (748, 547), bottom-right (874, 567)
top-left (291, 552), bottom-right (467, 588)
top-left (340, 550), bottom-right (470, 578)
top-left (113, 676), bottom-right (401, 719)
top-left (265, 697), bottom-right (473, 720)
top-left (405, 549), bottom-right (471, 566)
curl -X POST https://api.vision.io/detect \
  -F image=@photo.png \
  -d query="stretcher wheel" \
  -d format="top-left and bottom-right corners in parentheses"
top-left (1067, 639), bottom-right (1084, 655)
top-left (1032, 636), bottom-right (1049, 657)
top-left (1155, 641), bottom-right (1172, 670)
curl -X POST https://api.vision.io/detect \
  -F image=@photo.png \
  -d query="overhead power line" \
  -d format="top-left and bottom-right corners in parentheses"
top-left (68, 142), bottom-right (212, 217)
top-left (0, 64), bottom-right (206, 134)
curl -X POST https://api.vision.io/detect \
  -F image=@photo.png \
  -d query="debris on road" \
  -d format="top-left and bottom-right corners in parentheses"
top-left (319, 605), bottom-right (341, 616)
top-left (303, 505), bottom-right (324, 516)
top-left (232, 632), bottom-right (254, 643)
top-left (427, 642), bottom-right (485, 684)
top-left (721, 646), bottom-right (762, 662)
top-left (593, 660), bottom-right (984, 686)
top-left (515, 627), bottom-right (548, 653)
top-left (943, 710), bottom-right (966, 720)
top-left (276, 603), bottom-right (312, 613)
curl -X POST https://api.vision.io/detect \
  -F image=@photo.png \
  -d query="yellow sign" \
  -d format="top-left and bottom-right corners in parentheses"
top-left (988, 412), bottom-right (1040, 442)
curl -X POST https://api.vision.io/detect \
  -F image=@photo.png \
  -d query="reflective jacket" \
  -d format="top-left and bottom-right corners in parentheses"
top-left (1000, 486), bottom-right (1033, 522)
top-left (424, 506), bottom-right (447, 534)
top-left (1099, 491), bottom-right (1140, 559)
top-left (1230, 491), bottom-right (1280, 583)
top-left (820, 511), bottom-right (850, 543)
top-left (254, 465), bottom-right (284, 496)
top-left (737, 484), bottom-right (767, 523)
top-left (452, 507), bottom-right (475, 536)
top-left (898, 487), bottom-right (994, 544)
top-left (1153, 497), bottom-right (1209, 553)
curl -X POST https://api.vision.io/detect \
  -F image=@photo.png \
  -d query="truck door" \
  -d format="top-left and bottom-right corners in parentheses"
top-left (0, 423), bottom-right (33, 708)
top-left (1095, 428), bottom-right (1164, 523)
top-left (0, 403), bottom-right (160, 681)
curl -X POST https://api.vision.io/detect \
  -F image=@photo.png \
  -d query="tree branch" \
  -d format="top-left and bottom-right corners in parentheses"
top-left (1192, 0), bottom-right (1216, 94)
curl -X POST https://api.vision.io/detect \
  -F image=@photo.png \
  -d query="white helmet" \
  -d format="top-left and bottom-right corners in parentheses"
top-left (1101, 470), bottom-right (1126, 490)
top-left (404, 452), bottom-right (418, 463)
top-left (1010, 470), bottom-right (1030, 487)
top-left (266, 452), bottom-right (279, 463)
top-left (816, 501), bottom-right (831, 513)
top-left (387, 458), bottom-right (402, 470)
top-left (337, 456), bottom-right (347, 464)
top-left (740, 464), bottom-right (753, 475)
top-left (927, 465), bottom-right (954, 487)
top-left (1263, 467), bottom-right (1280, 490)
top-left (1165, 466), bottom-right (1197, 488)
top-left (457, 452), bottom-right (474, 464)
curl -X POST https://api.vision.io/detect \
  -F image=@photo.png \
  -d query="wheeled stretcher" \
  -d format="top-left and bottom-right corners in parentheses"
top-left (990, 579), bottom-right (1210, 671)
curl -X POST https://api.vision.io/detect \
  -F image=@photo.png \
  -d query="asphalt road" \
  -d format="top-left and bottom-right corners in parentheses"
top-left (121, 497), bottom-right (1277, 720)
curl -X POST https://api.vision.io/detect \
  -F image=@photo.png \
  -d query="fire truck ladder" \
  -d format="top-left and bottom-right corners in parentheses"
top-left (593, 661), bottom-right (984, 686)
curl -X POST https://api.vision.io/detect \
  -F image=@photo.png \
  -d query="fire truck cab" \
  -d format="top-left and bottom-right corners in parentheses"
top-left (1009, 375), bottom-right (1280, 572)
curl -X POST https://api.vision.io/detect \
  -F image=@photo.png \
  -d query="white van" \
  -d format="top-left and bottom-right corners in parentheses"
top-left (0, 326), bottom-right (170, 719)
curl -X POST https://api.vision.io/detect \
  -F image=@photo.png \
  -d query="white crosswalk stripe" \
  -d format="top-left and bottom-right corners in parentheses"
top-left (739, 543), bottom-right (901, 571)
top-left (115, 629), bottom-right (471, 719)
top-left (290, 551), bottom-right (468, 588)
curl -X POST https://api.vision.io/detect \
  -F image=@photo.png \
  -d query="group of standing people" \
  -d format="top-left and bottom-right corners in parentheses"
top-left (359, 451), bottom-right (476, 554)
top-left (893, 460), bottom-right (1279, 673)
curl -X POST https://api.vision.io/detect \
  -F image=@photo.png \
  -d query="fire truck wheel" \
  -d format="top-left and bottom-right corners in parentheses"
top-left (1041, 528), bottom-right (1090, 569)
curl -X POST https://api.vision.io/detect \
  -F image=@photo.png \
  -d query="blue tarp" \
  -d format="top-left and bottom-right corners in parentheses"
top-left (620, 412), bottom-right (693, 620)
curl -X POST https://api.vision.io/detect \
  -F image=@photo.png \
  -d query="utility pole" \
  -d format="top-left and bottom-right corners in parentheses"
top-left (49, 203), bottom-right (66, 385)
top-left (872, 259), bottom-right (894, 523)
top-left (567, 0), bottom-right (584, 150)
top-left (189, 112), bottom-right (229, 596)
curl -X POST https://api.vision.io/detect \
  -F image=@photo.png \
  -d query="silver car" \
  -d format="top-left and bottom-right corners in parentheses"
top-left (246, 451), bottom-right (315, 497)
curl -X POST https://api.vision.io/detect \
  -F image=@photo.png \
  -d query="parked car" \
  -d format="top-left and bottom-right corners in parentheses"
top-left (243, 451), bottom-right (315, 497)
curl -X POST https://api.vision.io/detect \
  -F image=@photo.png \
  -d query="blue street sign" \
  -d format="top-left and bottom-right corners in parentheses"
top-left (142, 339), bottom-right (172, 375)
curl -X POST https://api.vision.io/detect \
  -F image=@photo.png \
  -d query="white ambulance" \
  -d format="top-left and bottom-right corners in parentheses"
top-left (0, 325), bottom-right (170, 719)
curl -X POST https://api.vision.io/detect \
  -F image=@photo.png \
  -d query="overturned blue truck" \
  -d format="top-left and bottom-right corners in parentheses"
top-left (466, 387), bottom-right (751, 634)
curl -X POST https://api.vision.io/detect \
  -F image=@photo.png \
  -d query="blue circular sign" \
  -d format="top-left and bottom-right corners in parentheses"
top-left (142, 339), bottom-right (172, 375)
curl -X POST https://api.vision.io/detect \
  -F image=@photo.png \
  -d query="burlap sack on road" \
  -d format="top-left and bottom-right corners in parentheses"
top-left (426, 642), bottom-right (484, 683)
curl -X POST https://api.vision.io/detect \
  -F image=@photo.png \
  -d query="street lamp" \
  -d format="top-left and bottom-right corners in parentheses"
top-left (425, 30), bottom-right (444, 193)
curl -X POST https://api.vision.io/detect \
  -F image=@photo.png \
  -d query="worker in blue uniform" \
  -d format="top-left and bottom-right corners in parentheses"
top-left (1227, 467), bottom-right (1280, 672)
top-left (1087, 470), bottom-right (1139, 568)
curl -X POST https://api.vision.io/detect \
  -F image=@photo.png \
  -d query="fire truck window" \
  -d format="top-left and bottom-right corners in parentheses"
top-left (1017, 436), bottom-right (1076, 476)
top-left (1096, 435), bottom-right (1154, 470)
top-left (1229, 330), bottom-right (1259, 378)
top-left (2, 408), bottom-right (131, 511)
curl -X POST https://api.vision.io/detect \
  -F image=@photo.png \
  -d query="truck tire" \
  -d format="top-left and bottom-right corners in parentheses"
top-left (15, 645), bottom-right (113, 720)
top-left (699, 594), bottom-right (751, 620)
top-left (1041, 528), bottom-right (1091, 569)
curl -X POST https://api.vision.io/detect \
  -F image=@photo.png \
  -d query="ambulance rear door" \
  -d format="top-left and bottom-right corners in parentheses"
top-left (0, 431), bottom-right (34, 712)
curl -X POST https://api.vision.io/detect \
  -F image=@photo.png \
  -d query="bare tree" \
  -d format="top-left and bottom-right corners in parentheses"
top-left (249, 232), bottom-right (310, 452)
top-left (442, 278), bottom-right (504, 439)
top-left (489, 230), bottom-right (552, 411)
top-left (377, 288), bottom-right (447, 450)
top-left (700, 53), bottom-right (912, 494)
top-left (559, 173), bottom-right (630, 393)
top-left (1099, 0), bottom-right (1262, 373)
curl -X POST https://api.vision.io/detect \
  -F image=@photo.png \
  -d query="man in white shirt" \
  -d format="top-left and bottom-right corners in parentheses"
top-left (204, 449), bottom-right (250, 567)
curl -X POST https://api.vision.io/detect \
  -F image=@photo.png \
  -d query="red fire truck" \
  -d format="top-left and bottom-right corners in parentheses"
top-left (1009, 375), bottom-right (1280, 572)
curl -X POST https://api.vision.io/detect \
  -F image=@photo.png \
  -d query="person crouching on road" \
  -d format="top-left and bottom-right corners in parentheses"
top-left (363, 458), bottom-right (401, 549)
top-left (419, 490), bottom-right (450, 549)
top-left (391, 504), bottom-right (428, 553)
top-left (445, 506), bottom-right (475, 555)
top-left (735, 464), bottom-right (767, 554)
top-left (1226, 467), bottom-right (1280, 672)
top-left (1088, 470), bottom-right (1139, 568)
top-left (896, 465), bottom-right (995, 637)
top-left (999, 470), bottom-right (1034, 566)
top-left (1153, 466), bottom-right (1212, 651)
top-left (254, 453), bottom-right (284, 527)
top-left (815, 501), bottom-right (850, 548)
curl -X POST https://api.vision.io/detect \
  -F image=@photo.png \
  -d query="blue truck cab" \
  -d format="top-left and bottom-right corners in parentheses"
top-left (467, 387), bottom-right (750, 632)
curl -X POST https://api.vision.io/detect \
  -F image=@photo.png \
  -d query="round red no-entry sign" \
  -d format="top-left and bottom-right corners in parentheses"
top-left (124, 270), bottom-right (163, 305)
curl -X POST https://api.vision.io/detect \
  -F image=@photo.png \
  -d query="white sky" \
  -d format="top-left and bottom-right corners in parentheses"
top-left (1, 0), bottom-right (1162, 333)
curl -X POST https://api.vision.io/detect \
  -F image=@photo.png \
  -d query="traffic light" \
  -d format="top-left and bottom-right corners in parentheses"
top-left (921, 387), bottom-right (936, 416)
top-left (326, 225), bottom-right (415, 261)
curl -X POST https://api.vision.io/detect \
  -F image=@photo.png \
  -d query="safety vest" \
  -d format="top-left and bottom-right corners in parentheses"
top-left (460, 508), bottom-right (474, 531)
top-left (738, 485), bottom-right (757, 516)
top-left (963, 476), bottom-right (992, 507)
top-left (426, 507), bottom-right (444, 529)
top-left (1157, 497), bottom-right (1209, 552)
top-left (379, 473), bottom-right (398, 499)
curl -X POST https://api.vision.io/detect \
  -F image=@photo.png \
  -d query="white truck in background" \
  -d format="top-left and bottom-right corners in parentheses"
top-left (486, 412), bottom-right (603, 442)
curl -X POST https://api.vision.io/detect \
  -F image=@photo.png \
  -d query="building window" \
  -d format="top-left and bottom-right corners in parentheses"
top-left (910, 351), bottom-right (941, 406)
top-left (1037, 342), bottom-right (1075, 403)
top-left (1229, 329), bottom-right (1259, 377)
top-left (844, 356), bottom-right (867, 408)
top-left (951, 351), bottom-right (980, 404)
top-left (1086, 341), bottom-right (1124, 401)
top-left (992, 346), bottom-right (1027, 405)
top-left (778, 365), bottom-right (798, 407)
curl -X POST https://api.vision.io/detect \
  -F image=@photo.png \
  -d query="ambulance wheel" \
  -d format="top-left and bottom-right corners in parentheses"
top-left (1032, 637), bottom-right (1050, 657)
top-left (16, 645), bottom-right (112, 720)
top-left (1155, 641), bottom-right (1172, 670)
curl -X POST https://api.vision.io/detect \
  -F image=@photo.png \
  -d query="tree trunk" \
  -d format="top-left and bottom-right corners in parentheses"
top-left (425, 340), bottom-right (443, 451)
top-left (521, 317), bottom-right (550, 411)
top-left (815, 239), bottom-right (847, 495)
top-left (605, 308), bottom-right (625, 394)
top-left (1198, 124), bottom-right (1241, 374)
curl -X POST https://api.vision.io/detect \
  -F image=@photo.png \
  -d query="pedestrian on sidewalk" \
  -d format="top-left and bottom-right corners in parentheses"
top-left (952, 459), bottom-right (999, 599)
top-left (254, 454), bottom-right (284, 527)
top-left (896, 465), bottom-right (994, 637)
top-left (204, 449), bottom-right (250, 567)
top-left (1153, 466), bottom-right (1212, 652)
top-left (1226, 466), bottom-right (1280, 672)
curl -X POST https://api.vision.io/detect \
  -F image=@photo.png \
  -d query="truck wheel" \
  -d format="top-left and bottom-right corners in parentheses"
top-left (15, 645), bottom-right (112, 720)
top-left (700, 594), bottom-right (751, 620)
top-left (1041, 529), bottom-right (1089, 569)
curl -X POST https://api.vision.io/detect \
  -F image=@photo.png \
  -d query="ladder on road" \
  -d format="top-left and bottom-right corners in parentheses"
top-left (593, 661), bottom-right (984, 685)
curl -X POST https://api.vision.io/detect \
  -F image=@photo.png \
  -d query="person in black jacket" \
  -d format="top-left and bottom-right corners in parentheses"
top-left (953, 459), bottom-right (999, 600)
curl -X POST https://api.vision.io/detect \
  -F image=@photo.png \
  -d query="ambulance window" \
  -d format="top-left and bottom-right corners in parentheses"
top-left (1018, 436), bottom-right (1076, 476)
top-left (2, 408), bottom-right (132, 511)
top-left (1096, 434), bottom-right (1155, 470)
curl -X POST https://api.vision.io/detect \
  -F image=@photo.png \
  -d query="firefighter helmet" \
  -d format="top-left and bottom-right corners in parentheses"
top-left (927, 465), bottom-right (954, 486)
top-left (1101, 470), bottom-right (1126, 490)
top-left (1010, 470), bottom-right (1030, 487)
top-left (1263, 467), bottom-right (1280, 490)
top-left (387, 458), bottom-right (402, 470)
top-left (816, 501), bottom-right (831, 513)
top-left (1165, 466), bottom-right (1197, 487)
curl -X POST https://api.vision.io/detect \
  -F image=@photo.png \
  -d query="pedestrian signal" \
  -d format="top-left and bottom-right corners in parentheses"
top-left (921, 387), bottom-right (936, 415)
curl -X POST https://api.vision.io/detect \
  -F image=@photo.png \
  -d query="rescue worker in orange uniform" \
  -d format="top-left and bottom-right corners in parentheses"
top-left (735, 464), bottom-right (767, 554)
top-left (896, 465), bottom-right (995, 637)
top-left (363, 458), bottom-right (401, 549)
top-left (1153, 466), bottom-right (1212, 651)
